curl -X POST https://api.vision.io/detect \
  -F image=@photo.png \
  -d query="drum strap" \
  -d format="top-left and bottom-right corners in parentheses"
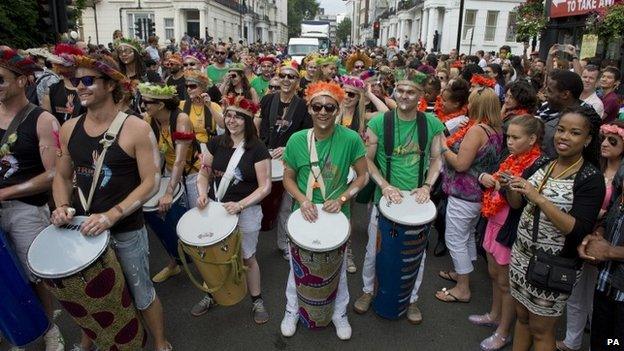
top-left (77, 111), bottom-right (129, 213)
top-left (214, 141), bottom-right (245, 201)
top-left (383, 109), bottom-right (428, 187)
top-left (305, 129), bottom-right (327, 200)
top-left (0, 103), bottom-right (36, 145)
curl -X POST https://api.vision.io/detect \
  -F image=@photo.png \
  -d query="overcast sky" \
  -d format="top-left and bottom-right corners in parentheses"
top-left (318, 0), bottom-right (347, 15)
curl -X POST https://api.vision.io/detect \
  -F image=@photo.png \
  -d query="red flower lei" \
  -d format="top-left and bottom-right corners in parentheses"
top-left (418, 97), bottom-right (427, 112)
top-left (446, 120), bottom-right (476, 147)
top-left (434, 95), bottom-right (468, 123)
top-left (481, 144), bottom-right (541, 218)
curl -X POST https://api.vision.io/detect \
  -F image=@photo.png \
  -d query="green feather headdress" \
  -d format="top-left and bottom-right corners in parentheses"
top-left (138, 83), bottom-right (177, 100)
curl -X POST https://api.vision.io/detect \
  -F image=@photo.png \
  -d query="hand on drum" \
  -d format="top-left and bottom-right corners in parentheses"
top-left (158, 193), bottom-right (173, 214)
top-left (51, 206), bottom-right (75, 226)
top-left (222, 202), bottom-right (242, 215)
top-left (382, 186), bottom-right (403, 204)
top-left (197, 194), bottom-right (209, 209)
top-left (270, 147), bottom-right (285, 159)
top-left (300, 200), bottom-right (318, 223)
top-left (80, 213), bottom-right (113, 236)
top-left (322, 199), bottom-right (342, 214)
top-left (411, 187), bottom-right (430, 204)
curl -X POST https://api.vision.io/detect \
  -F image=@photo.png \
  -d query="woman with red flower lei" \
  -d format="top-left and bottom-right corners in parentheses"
top-left (470, 115), bottom-right (544, 351)
top-left (434, 79), bottom-right (470, 135)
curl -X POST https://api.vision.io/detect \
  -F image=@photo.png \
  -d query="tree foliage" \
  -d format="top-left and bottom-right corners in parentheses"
top-left (0, 0), bottom-right (42, 48)
top-left (336, 17), bottom-right (352, 46)
top-left (287, 0), bottom-right (320, 38)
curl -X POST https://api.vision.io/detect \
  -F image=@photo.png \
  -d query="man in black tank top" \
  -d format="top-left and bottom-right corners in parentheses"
top-left (49, 53), bottom-right (172, 351)
top-left (0, 47), bottom-right (65, 350)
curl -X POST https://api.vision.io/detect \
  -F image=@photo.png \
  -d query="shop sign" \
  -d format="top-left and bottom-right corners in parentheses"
top-left (550, 0), bottom-right (615, 18)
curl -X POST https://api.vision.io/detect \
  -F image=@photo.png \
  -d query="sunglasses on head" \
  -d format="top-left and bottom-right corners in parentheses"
top-left (183, 62), bottom-right (196, 67)
top-left (346, 91), bottom-right (358, 98)
top-left (310, 103), bottom-right (338, 113)
top-left (278, 73), bottom-right (297, 80)
top-left (186, 84), bottom-right (198, 90)
top-left (70, 76), bottom-right (104, 88)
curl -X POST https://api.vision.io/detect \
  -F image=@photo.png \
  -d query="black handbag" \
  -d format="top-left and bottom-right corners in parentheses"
top-left (525, 207), bottom-right (579, 294)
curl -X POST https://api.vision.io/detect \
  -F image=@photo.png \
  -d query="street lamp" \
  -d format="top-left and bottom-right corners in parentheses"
top-left (455, 0), bottom-right (464, 53)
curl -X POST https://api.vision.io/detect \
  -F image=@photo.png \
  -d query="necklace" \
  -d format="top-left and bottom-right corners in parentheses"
top-left (552, 156), bottom-right (583, 179)
top-left (190, 103), bottom-right (203, 117)
top-left (308, 131), bottom-right (335, 194)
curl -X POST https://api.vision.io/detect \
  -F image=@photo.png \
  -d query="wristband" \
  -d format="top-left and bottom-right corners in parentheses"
top-left (423, 183), bottom-right (431, 189)
top-left (114, 205), bottom-right (124, 215)
top-left (478, 173), bottom-right (486, 182)
top-left (58, 203), bottom-right (70, 208)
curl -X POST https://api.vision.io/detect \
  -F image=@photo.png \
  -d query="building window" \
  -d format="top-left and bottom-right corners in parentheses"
top-left (127, 12), bottom-right (154, 41)
top-left (484, 11), bottom-right (499, 41)
top-left (505, 12), bottom-right (517, 42)
top-left (164, 18), bottom-right (174, 41)
top-left (462, 10), bottom-right (477, 40)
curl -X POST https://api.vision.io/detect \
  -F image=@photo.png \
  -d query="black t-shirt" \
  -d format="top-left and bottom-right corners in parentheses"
top-left (259, 93), bottom-right (311, 149)
top-left (48, 81), bottom-right (85, 124)
top-left (207, 136), bottom-right (271, 202)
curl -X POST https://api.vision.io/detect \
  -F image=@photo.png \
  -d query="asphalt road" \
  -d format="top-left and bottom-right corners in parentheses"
top-left (3, 203), bottom-right (588, 351)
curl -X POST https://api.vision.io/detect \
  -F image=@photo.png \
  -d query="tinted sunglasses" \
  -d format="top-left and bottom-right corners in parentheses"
top-left (229, 73), bottom-right (239, 79)
top-left (346, 91), bottom-right (358, 98)
top-left (70, 76), bottom-right (103, 87)
top-left (183, 62), bottom-right (196, 67)
top-left (278, 73), bottom-right (297, 80)
top-left (215, 51), bottom-right (227, 55)
top-left (186, 84), bottom-right (198, 90)
top-left (0, 76), bottom-right (6, 85)
top-left (603, 134), bottom-right (620, 147)
top-left (310, 103), bottom-right (338, 113)
top-left (354, 65), bottom-right (365, 69)
top-left (269, 85), bottom-right (280, 90)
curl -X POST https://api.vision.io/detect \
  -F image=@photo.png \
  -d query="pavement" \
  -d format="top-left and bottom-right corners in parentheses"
top-left (2, 203), bottom-right (588, 351)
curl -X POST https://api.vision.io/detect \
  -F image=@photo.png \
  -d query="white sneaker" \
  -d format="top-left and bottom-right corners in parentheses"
top-left (333, 314), bottom-right (352, 340)
top-left (44, 324), bottom-right (65, 351)
top-left (280, 311), bottom-right (298, 337)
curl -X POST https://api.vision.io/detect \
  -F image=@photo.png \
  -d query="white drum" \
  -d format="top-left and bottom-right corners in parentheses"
top-left (347, 167), bottom-right (356, 184)
top-left (143, 176), bottom-right (183, 212)
top-left (177, 202), bottom-right (239, 247)
top-left (27, 216), bottom-right (110, 278)
top-left (379, 190), bottom-right (437, 226)
top-left (271, 159), bottom-right (284, 182)
top-left (286, 204), bottom-right (350, 252)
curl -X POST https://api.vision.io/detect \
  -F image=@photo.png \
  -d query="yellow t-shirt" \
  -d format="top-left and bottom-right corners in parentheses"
top-left (144, 113), bottom-right (199, 173)
top-left (179, 100), bottom-right (223, 143)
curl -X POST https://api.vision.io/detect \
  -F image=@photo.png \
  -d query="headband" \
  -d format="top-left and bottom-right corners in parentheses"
top-left (600, 124), bottom-right (624, 140)
top-left (305, 81), bottom-right (345, 104)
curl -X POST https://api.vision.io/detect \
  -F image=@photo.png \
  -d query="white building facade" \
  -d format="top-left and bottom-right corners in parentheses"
top-left (80, 0), bottom-right (288, 46)
top-left (349, 0), bottom-right (527, 55)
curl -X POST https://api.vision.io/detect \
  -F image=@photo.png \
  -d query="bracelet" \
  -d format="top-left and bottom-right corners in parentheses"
top-left (58, 203), bottom-right (69, 208)
top-left (478, 173), bottom-right (486, 182)
top-left (114, 205), bottom-right (124, 215)
top-left (423, 183), bottom-right (431, 189)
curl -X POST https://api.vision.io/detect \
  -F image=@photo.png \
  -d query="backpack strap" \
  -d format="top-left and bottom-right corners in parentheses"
top-left (416, 111), bottom-right (428, 187)
top-left (383, 109), bottom-right (395, 183)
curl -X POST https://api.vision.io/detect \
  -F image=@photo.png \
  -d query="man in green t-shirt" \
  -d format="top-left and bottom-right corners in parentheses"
top-left (205, 45), bottom-right (229, 85)
top-left (250, 56), bottom-right (276, 99)
top-left (280, 81), bottom-right (367, 341)
top-left (353, 69), bottom-right (445, 325)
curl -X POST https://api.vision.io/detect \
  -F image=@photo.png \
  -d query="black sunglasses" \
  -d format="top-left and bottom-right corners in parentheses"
top-left (0, 76), bottom-right (6, 85)
top-left (269, 85), bottom-right (280, 90)
top-left (143, 99), bottom-right (160, 105)
top-left (346, 91), bottom-right (358, 98)
top-left (183, 62), bottom-right (196, 67)
top-left (186, 84), bottom-right (198, 90)
top-left (229, 73), bottom-right (239, 79)
top-left (354, 65), bottom-right (365, 69)
top-left (70, 76), bottom-right (104, 87)
top-left (215, 51), bottom-right (227, 55)
top-left (603, 134), bottom-right (620, 147)
top-left (278, 73), bottom-right (297, 80)
top-left (310, 103), bottom-right (338, 113)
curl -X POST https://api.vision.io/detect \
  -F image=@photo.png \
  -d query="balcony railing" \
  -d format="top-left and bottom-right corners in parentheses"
top-left (214, 0), bottom-right (242, 12)
top-left (398, 0), bottom-right (420, 11)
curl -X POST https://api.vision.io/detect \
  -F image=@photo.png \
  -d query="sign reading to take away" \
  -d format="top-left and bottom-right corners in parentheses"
top-left (550, 0), bottom-right (615, 18)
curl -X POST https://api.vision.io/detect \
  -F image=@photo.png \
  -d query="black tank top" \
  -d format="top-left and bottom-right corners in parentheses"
top-left (68, 116), bottom-right (143, 233)
top-left (0, 106), bottom-right (49, 206)
top-left (48, 81), bottom-right (85, 124)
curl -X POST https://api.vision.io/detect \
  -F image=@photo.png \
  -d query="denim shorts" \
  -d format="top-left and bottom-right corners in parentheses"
top-left (112, 226), bottom-right (156, 310)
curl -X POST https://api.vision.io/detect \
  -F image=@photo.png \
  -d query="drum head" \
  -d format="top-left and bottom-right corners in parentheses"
top-left (27, 216), bottom-right (110, 279)
top-left (271, 159), bottom-right (284, 182)
top-left (287, 204), bottom-right (350, 252)
top-left (347, 167), bottom-right (356, 184)
top-left (143, 176), bottom-right (183, 212)
top-left (177, 202), bottom-right (238, 246)
top-left (379, 190), bottom-right (437, 226)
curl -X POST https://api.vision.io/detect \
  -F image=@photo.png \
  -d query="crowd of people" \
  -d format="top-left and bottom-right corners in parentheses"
top-left (0, 31), bottom-right (623, 351)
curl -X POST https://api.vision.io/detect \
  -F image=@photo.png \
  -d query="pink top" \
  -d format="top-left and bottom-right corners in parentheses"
top-left (602, 183), bottom-right (613, 210)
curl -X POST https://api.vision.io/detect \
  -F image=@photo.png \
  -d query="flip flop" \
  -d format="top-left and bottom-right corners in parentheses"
top-left (435, 288), bottom-right (471, 303)
top-left (438, 270), bottom-right (458, 283)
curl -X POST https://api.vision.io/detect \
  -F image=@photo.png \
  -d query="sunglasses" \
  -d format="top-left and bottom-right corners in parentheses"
top-left (354, 65), bottom-right (365, 69)
top-left (278, 73), bottom-right (297, 80)
top-left (0, 76), bottom-right (6, 85)
top-left (229, 74), bottom-right (239, 79)
top-left (143, 99), bottom-right (160, 105)
top-left (224, 111), bottom-right (246, 120)
top-left (269, 85), bottom-right (280, 90)
top-left (183, 62), bottom-right (196, 67)
top-left (70, 76), bottom-right (104, 87)
top-left (437, 76), bottom-right (446, 80)
top-left (603, 134), bottom-right (620, 147)
top-left (215, 51), bottom-right (227, 55)
top-left (186, 84), bottom-right (198, 90)
top-left (346, 91), bottom-right (358, 98)
top-left (310, 103), bottom-right (338, 113)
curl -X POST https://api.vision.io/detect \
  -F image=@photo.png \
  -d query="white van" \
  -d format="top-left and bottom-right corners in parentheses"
top-left (287, 38), bottom-right (319, 64)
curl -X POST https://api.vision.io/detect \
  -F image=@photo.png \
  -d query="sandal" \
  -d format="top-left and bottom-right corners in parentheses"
top-left (468, 313), bottom-right (499, 328)
top-left (480, 333), bottom-right (511, 351)
top-left (438, 270), bottom-right (458, 283)
top-left (435, 288), bottom-right (470, 303)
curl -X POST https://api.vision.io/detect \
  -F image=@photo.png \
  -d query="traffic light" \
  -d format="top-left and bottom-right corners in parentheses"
top-left (147, 18), bottom-right (156, 37)
top-left (135, 18), bottom-right (144, 40)
top-left (373, 21), bottom-right (380, 39)
top-left (38, 0), bottom-right (58, 32)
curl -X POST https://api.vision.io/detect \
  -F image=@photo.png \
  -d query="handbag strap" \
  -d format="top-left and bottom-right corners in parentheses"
top-left (77, 111), bottom-right (129, 213)
top-left (1, 103), bottom-right (36, 145)
top-left (214, 140), bottom-right (245, 202)
top-left (529, 161), bottom-right (557, 252)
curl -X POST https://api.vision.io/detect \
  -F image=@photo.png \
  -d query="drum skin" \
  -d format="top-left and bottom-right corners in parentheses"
top-left (179, 229), bottom-right (247, 306)
top-left (0, 229), bottom-right (49, 347)
top-left (290, 243), bottom-right (346, 329)
top-left (260, 181), bottom-right (284, 231)
top-left (373, 215), bottom-right (429, 320)
top-left (44, 247), bottom-right (146, 351)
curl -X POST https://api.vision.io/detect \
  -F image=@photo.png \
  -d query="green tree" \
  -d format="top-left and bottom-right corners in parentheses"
top-left (336, 17), bottom-right (352, 46)
top-left (287, 0), bottom-right (320, 38)
top-left (0, 0), bottom-right (41, 48)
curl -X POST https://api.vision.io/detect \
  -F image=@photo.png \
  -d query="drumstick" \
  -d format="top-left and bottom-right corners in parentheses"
top-left (67, 207), bottom-right (76, 216)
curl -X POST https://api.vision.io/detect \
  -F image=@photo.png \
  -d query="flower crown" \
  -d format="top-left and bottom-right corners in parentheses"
top-left (182, 49), bottom-right (207, 64)
top-left (340, 76), bottom-right (366, 91)
top-left (315, 55), bottom-right (340, 66)
top-left (393, 68), bottom-right (427, 88)
top-left (305, 81), bottom-right (345, 104)
top-left (0, 46), bottom-right (41, 76)
top-left (470, 74), bottom-right (496, 88)
top-left (113, 38), bottom-right (143, 54)
top-left (184, 70), bottom-right (212, 87)
top-left (345, 51), bottom-right (372, 72)
top-left (72, 54), bottom-right (127, 82)
top-left (600, 124), bottom-right (624, 140)
top-left (165, 53), bottom-right (183, 66)
top-left (279, 59), bottom-right (299, 75)
top-left (138, 83), bottom-right (177, 100)
top-left (223, 95), bottom-right (260, 116)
